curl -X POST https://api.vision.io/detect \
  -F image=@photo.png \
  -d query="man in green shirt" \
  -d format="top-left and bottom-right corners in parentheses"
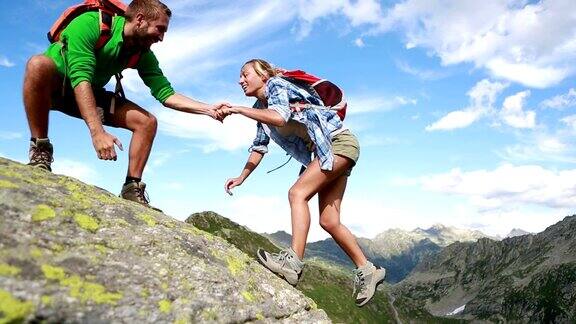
top-left (23, 0), bottom-right (227, 211)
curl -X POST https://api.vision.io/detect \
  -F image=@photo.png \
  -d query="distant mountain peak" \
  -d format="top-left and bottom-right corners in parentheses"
top-left (505, 228), bottom-right (531, 238)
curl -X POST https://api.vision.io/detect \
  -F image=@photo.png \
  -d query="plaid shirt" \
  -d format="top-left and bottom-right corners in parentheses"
top-left (249, 77), bottom-right (344, 171)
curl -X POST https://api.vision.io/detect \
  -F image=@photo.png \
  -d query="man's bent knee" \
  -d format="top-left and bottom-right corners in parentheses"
top-left (146, 113), bottom-right (158, 131)
top-left (25, 55), bottom-right (60, 91)
top-left (25, 55), bottom-right (56, 76)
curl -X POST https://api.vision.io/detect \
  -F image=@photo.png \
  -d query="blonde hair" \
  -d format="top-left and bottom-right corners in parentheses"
top-left (242, 59), bottom-right (281, 80)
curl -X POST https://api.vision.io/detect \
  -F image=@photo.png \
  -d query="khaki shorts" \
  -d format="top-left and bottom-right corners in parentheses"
top-left (332, 129), bottom-right (360, 175)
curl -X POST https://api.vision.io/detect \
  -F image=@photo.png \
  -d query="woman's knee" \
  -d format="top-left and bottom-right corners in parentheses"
top-left (288, 186), bottom-right (307, 204)
top-left (320, 217), bottom-right (340, 233)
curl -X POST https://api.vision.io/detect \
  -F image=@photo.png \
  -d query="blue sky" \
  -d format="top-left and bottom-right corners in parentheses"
top-left (2, 0), bottom-right (576, 241)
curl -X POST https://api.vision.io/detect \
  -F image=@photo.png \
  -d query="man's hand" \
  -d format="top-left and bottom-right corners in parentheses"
top-left (224, 176), bottom-right (244, 196)
top-left (91, 130), bottom-right (123, 160)
top-left (209, 102), bottom-right (232, 122)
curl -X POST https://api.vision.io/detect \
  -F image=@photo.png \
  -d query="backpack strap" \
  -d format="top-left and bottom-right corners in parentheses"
top-left (95, 10), bottom-right (141, 113)
top-left (95, 10), bottom-right (113, 50)
top-left (95, 10), bottom-right (141, 67)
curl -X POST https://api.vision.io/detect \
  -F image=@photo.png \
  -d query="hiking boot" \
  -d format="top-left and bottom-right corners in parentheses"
top-left (353, 261), bottom-right (386, 307)
top-left (120, 181), bottom-right (162, 212)
top-left (28, 138), bottom-right (54, 171)
top-left (257, 248), bottom-right (304, 286)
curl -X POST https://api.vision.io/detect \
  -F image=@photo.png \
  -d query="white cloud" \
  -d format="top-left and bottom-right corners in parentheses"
top-left (342, 0), bottom-right (383, 26)
top-left (500, 90), bottom-right (535, 129)
top-left (486, 59), bottom-right (569, 89)
top-left (561, 114), bottom-right (576, 130)
top-left (541, 88), bottom-right (576, 109)
top-left (221, 194), bottom-right (293, 235)
top-left (426, 79), bottom-right (507, 131)
top-left (52, 159), bottom-right (98, 185)
top-left (371, 0), bottom-right (576, 88)
top-left (347, 94), bottom-right (417, 115)
top-left (0, 55), bottom-right (15, 67)
top-left (354, 38), bottom-right (365, 47)
top-left (396, 60), bottom-right (447, 80)
top-left (0, 131), bottom-right (22, 140)
top-left (421, 164), bottom-right (576, 210)
top-left (155, 107), bottom-right (256, 153)
top-left (156, 1), bottom-right (295, 76)
top-left (497, 126), bottom-right (575, 163)
top-left (425, 109), bottom-right (484, 131)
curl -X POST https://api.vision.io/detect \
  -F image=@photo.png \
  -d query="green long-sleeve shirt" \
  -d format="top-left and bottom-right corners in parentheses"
top-left (45, 11), bottom-right (175, 103)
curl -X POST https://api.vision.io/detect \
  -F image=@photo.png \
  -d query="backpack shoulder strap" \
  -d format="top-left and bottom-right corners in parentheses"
top-left (94, 10), bottom-right (113, 50)
top-left (95, 11), bottom-right (141, 68)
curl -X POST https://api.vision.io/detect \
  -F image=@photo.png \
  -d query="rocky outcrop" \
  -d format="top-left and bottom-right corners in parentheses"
top-left (188, 212), bottom-right (395, 323)
top-left (394, 215), bottom-right (576, 323)
top-left (0, 157), bottom-right (329, 323)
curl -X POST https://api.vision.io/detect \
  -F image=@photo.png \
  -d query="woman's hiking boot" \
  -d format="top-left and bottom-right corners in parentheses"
top-left (353, 261), bottom-right (386, 307)
top-left (257, 247), bottom-right (304, 286)
top-left (120, 181), bottom-right (162, 212)
top-left (28, 139), bottom-right (53, 171)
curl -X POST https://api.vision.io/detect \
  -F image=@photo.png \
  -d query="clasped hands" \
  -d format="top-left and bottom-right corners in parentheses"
top-left (210, 102), bottom-right (238, 122)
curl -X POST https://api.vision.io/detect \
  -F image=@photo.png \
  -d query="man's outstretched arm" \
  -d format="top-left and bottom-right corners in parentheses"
top-left (163, 93), bottom-right (230, 120)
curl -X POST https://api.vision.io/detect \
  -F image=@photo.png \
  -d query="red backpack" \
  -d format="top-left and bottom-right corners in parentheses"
top-left (47, 0), bottom-right (140, 69)
top-left (278, 69), bottom-right (347, 121)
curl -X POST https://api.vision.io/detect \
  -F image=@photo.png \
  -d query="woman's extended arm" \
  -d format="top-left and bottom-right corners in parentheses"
top-left (224, 150), bottom-right (264, 195)
top-left (225, 106), bottom-right (287, 127)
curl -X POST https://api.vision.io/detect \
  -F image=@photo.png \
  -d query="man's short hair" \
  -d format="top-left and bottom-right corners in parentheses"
top-left (126, 0), bottom-right (172, 22)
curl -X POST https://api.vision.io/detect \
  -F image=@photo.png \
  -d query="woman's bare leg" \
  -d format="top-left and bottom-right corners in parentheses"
top-left (318, 169), bottom-right (367, 267)
top-left (288, 155), bottom-right (362, 260)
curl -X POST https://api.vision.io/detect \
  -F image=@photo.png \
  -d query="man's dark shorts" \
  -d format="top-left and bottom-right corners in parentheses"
top-left (51, 85), bottom-right (127, 128)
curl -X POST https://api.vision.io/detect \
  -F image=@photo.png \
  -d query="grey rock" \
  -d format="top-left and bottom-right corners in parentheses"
top-left (0, 157), bottom-right (329, 323)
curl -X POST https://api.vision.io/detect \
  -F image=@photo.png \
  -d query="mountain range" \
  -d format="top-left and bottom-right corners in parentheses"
top-left (393, 215), bottom-right (576, 322)
top-left (267, 223), bottom-right (490, 283)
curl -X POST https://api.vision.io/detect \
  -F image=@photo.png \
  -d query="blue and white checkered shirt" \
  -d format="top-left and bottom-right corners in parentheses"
top-left (249, 77), bottom-right (344, 171)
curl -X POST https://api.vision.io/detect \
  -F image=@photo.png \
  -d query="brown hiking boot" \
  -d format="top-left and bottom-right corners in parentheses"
top-left (28, 139), bottom-right (54, 171)
top-left (120, 181), bottom-right (162, 212)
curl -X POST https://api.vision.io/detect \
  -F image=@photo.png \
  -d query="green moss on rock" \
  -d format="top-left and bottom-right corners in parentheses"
top-left (158, 299), bottom-right (172, 313)
top-left (241, 290), bottom-right (255, 302)
top-left (41, 264), bottom-right (122, 304)
top-left (41, 264), bottom-right (66, 281)
top-left (0, 179), bottom-right (18, 189)
top-left (94, 244), bottom-right (108, 254)
top-left (0, 263), bottom-right (21, 276)
top-left (32, 204), bottom-right (56, 222)
top-left (226, 256), bottom-right (246, 276)
top-left (29, 247), bottom-right (43, 259)
top-left (74, 214), bottom-right (99, 232)
top-left (138, 214), bottom-right (157, 226)
top-left (0, 289), bottom-right (34, 323)
top-left (63, 276), bottom-right (123, 304)
top-left (41, 295), bottom-right (53, 306)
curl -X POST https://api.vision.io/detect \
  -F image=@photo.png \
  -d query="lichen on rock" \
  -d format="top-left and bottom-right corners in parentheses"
top-left (0, 157), bottom-right (329, 323)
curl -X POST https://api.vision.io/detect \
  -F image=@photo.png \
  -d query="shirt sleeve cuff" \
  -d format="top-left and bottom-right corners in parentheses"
top-left (249, 145), bottom-right (268, 154)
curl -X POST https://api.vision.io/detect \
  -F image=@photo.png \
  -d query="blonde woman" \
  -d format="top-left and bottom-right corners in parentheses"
top-left (221, 59), bottom-right (385, 306)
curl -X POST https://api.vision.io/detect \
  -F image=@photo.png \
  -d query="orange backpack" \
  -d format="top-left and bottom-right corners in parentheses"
top-left (48, 0), bottom-right (140, 69)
